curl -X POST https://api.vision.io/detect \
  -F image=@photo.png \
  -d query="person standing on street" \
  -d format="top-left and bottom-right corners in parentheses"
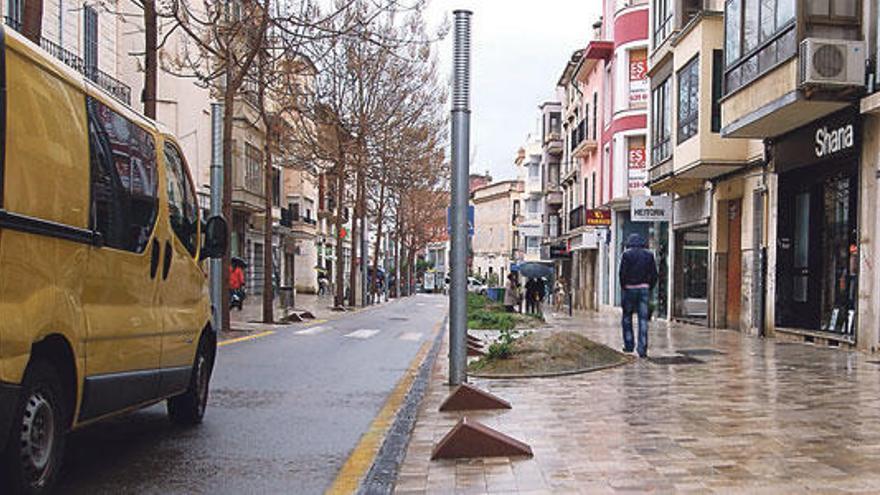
top-left (503, 273), bottom-right (520, 313)
top-left (524, 277), bottom-right (537, 314)
top-left (619, 233), bottom-right (658, 358)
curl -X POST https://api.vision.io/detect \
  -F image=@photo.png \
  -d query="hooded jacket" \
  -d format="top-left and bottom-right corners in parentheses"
top-left (619, 233), bottom-right (658, 289)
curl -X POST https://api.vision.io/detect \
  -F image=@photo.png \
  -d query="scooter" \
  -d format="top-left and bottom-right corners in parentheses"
top-left (230, 289), bottom-right (246, 311)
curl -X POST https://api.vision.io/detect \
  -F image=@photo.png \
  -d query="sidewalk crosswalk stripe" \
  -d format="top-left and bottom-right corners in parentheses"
top-left (399, 332), bottom-right (422, 341)
top-left (296, 325), bottom-right (330, 336)
top-left (345, 329), bottom-right (381, 339)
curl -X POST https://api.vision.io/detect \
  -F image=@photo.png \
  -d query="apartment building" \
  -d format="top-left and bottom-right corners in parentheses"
top-left (472, 180), bottom-right (523, 286)
top-left (647, 0), bottom-right (764, 328)
top-left (711, 0), bottom-right (878, 351)
top-left (513, 134), bottom-right (544, 263)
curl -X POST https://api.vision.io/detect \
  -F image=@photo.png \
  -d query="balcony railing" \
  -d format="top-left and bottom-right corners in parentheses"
top-left (5, 18), bottom-right (132, 106)
top-left (569, 206), bottom-right (584, 231)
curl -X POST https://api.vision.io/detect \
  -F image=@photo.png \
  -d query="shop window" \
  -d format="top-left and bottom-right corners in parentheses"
top-left (651, 77), bottom-right (672, 164)
top-left (677, 56), bottom-right (699, 143)
top-left (87, 96), bottom-right (158, 253)
top-left (164, 143), bottom-right (199, 257)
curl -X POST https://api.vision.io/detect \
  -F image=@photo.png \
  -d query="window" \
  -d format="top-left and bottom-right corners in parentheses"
top-left (87, 96), bottom-right (158, 253)
top-left (164, 143), bottom-right (199, 256)
top-left (244, 143), bottom-right (263, 194)
top-left (583, 178), bottom-right (589, 209)
top-left (653, 0), bottom-right (673, 46)
top-left (592, 93), bottom-right (598, 140)
top-left (711, 50), bottom-right (723, 133)
top-left (678, 56), bottom-right (699, 143)
top-left (529, 162), bottom-right (540, 177)
top-left (591, 172), bottom-right (596, 208)
top-left (6, 0), bottom-right (23, 28)
top-left (549, 112), bottom-right (561, 136)
top-left (651, 77), bottom-right (672, 164)
top-left (83, 6), bottom-right (98, 79)
top-left (272, 168), bottom-right (281, 207)
top-left (807, 0), bottom-right (858, 19)
top-left (527, 199), bottom-right (539, 214)
top-left (724, 0), bottom-right (796, 94)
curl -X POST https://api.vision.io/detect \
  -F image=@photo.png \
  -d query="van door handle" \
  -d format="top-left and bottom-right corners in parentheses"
top-left (162, 240), bottom-right (173, 280)
top-left (150, 239), bottom-right (160, 279)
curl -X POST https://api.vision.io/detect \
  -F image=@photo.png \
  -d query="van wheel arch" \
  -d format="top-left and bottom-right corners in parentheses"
top-left (30, 335), bottom-right (77, 429)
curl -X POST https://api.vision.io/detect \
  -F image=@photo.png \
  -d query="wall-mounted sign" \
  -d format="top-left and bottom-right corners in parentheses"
top-left (578, 230), bottom-right (599, 250)
top-left (548, 243), bottom-right (571, 259)
top-left (774, 107), bottom-right (860, 174)
top-left (631, 195), bottom-right (672, 222)
top-left (585, 209), bottom-right (612, 226)
top-left (629, 49), bottom-right (648, 107)
top-left (627, 135), bottom-right (647, 191)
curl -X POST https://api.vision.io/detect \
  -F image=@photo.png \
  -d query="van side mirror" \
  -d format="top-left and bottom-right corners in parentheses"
top-left (201, 215), bottom-right (228, 260)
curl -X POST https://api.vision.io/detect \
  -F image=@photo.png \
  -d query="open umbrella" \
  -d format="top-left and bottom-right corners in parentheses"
top-left (231, 256), bottom-right (248, 268)
top-left (516, 262), bottom-right (553, 279)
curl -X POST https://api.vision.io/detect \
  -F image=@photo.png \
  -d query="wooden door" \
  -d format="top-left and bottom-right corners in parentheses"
top-left (726, 200), bottom-right (742, 330)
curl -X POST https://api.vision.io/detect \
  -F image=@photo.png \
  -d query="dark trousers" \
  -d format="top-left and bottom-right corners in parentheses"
top-left (622, 288), bottom-right (650, 357)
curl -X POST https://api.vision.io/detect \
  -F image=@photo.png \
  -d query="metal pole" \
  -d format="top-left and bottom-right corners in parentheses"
top-left (449, 10), bottom-right (472, 386)
top-left (210, 103), bottom-right (224, 333)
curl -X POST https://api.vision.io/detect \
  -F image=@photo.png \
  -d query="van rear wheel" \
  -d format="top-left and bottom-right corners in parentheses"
top-left (2, 360), bottom-right (66, 495)
top-left (167, 337), bottom-right (214, 425)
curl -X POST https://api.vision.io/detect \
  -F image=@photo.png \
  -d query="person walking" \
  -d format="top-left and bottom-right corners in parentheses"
top-left (229, 262), bottom-right (246, 310)
top-left (503, 273), bottom-right (520, 313)
top-left (554, 278), bottom-right (566, 313)
top-left (524, 277), bottom-right (537, 314)
top-left (619, 233), bottom-right (658, 358)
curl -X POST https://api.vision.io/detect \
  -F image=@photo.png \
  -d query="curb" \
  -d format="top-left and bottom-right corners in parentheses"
top-left (356, 314), bottom-right (447, 495)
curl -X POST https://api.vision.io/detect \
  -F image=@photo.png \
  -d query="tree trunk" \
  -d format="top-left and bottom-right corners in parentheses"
top-left (348, 168), bottom-right (361, 307)
top-left (220, 69), bottom-right (236, 333)
top-left (262, 126), bottom-right (274, 323)
top-left (394, 206), bottom-right (402, 298)
top-left (21, 0), bottom-right (43, 43)
top-left (371, 181), bottom-right (386, 299)
top-left (142, 0), bottom-right (158, 119)
top-left (334, 165), bottom-right (346, 308)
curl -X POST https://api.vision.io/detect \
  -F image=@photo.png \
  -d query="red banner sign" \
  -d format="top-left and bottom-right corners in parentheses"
top-left (585, 209), bottom-right (612, 226)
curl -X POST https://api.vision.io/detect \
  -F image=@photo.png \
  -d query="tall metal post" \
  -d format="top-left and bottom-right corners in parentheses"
top-left (210, 103), bottom-right (224, 332)
top-left (449, 10), bottom-right (472, 386)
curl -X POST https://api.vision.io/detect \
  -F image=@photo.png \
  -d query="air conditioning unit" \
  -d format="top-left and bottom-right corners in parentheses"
top-left (799, 38), bottom-right (865, 88)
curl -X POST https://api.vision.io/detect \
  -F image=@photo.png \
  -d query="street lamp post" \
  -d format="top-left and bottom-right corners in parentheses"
top-left (449, 9), bottom-right (472, 386)
top-left (210, 103), bottom-right (224, 333)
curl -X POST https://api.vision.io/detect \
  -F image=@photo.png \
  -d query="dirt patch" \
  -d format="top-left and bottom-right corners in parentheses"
top-left (469, 331), bottom-right (631, 378)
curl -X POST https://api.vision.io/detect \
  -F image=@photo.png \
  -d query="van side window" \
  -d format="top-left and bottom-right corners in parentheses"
top-left (163, 143), bottom-right (199, 257)
top-left (87, 97), bottom-right (158, 252)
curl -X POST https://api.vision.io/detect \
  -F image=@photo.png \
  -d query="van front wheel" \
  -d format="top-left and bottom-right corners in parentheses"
top-left (2, 360), bottom-right (66, 495)
top-left (167, 337), bottom-right (214, 425)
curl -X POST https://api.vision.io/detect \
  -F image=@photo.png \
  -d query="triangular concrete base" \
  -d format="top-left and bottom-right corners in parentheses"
top-left (431, 418), bottom-right (532, 460)
top-left (439, 383), bottom-right (511, 411)
top-left (467, 343), bottom-right (484, 357)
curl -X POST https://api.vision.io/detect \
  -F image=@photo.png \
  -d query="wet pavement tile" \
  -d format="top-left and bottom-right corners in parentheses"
top-left (394, 309), bottom-right (880, 494)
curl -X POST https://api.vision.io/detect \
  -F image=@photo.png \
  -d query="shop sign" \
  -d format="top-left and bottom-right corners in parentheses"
top-left (585, 209), bottom-right (612, 226)
top-left (774, 107), bottom-right (860, 174)
top-left (578, 230), bottom-right (599, 250)
top-left (548, 243), bottom-right (571, 259)
top-left (631, 195), bottom-right (672, 222)
top-left (629, 50), bottom-right (648, 106)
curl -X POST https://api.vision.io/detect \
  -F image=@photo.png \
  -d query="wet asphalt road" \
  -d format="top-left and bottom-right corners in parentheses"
top-left (56, 294), bottom-right (448, 494)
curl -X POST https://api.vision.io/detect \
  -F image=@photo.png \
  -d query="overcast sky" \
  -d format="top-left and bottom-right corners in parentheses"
top-left (425, 1), bottom-right (603, 181)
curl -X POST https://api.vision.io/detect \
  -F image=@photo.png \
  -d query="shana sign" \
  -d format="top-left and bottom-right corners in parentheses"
top-left (815, 124), bottom-right (854, 158)
top-left (774, 107), bottom-right (859, 174)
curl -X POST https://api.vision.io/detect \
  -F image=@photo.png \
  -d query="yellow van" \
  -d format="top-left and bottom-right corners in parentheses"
top-left (0, 26), bottom-right (227, 493)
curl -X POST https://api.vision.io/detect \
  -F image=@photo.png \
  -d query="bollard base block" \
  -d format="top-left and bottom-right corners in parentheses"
top-left (431, 418), bottom-right (532, 460)
top-left (439, 383), bottom-right (511, 411)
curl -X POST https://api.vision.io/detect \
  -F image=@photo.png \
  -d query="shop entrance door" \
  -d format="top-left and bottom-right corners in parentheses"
top-left (777, 182), bottom-right (823, 329)
top-left (726, 200), bottom-right (742, 330)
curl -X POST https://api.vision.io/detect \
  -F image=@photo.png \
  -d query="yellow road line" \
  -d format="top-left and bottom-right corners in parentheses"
top-left (218, 330), bottom-right (276, 347)
top-left (326, 318), bottom-right (445, 495)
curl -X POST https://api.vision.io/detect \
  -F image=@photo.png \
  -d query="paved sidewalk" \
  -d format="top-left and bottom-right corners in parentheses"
top-left (395, 309), bottom-right (880, 494)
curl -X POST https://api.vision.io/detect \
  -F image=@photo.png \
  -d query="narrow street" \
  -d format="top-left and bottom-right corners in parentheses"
top-left (55, 294), bottom-right (447, 495)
